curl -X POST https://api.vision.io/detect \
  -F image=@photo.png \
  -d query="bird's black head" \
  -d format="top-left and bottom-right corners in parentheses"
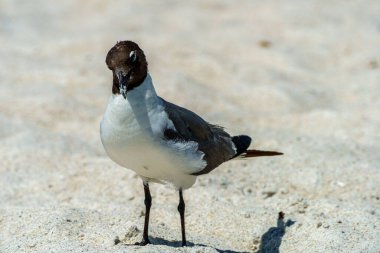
top-left (106, 41), bottom-right (148, 98)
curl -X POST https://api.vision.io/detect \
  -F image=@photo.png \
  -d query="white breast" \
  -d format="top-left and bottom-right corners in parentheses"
top-left (100, 75), bottom-right (205, 189)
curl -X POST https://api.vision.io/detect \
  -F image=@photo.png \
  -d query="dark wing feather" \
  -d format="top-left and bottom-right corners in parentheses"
top-left (161, 98), bottom-right (236, 175)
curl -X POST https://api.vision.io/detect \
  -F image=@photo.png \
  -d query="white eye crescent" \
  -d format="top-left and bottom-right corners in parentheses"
top-left (129, 50), bottom-right (137, 62)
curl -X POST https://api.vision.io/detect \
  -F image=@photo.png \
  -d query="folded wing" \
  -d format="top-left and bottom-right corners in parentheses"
top-left (161, 98), bottom-right (236, 175)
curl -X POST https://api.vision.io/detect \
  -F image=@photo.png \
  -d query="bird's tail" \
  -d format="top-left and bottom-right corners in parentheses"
top-left (231, 135), bottom-right (283, 159)
top-left (242, 149), bottom-right (283, 158)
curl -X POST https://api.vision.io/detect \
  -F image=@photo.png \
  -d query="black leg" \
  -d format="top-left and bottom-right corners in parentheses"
top-left (178, 189), bottom-right (186, 246)
top-left (136, 182), bottom-right (152, 246)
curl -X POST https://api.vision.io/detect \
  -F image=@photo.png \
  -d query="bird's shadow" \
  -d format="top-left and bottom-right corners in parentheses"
top-left (255, 212), bottom-right (296, 253)
top-left (122, 212), bottom-right (294, 253)
top-left (149, 236), bottom-right (250, 253)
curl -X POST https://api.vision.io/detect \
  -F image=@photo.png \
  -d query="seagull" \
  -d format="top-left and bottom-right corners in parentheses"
top-left (100, 41), bottom-right (282, 246)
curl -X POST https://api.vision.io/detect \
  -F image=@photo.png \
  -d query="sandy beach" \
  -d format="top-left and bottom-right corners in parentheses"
top-left (1, 0), bottom-right (379, 252)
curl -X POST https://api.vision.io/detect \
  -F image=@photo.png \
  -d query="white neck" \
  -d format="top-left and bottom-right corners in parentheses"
top-left (126, 74), bottom-right (161, 110)
top-left (123, 74), bottom-right (167, 135)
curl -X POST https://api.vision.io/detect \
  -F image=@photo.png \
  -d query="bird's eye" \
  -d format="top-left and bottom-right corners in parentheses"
top-left (129, 50), bottom-right (137, 63)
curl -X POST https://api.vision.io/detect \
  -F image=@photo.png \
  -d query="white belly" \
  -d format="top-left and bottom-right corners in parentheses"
top-left (100, 95), bottom-right (202, 189)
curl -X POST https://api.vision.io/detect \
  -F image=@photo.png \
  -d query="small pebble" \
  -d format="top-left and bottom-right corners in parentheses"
top-left (259, 40), bottom-right (271, 48)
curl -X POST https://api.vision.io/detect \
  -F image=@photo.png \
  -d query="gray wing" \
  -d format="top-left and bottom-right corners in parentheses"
top-left (161, 98), bottom-right (236, 175)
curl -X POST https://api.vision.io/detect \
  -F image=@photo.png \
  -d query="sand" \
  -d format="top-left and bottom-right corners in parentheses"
top-left (1, 0), bottom-right (379, 252)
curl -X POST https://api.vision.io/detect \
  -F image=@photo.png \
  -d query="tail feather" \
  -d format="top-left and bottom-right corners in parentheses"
top-left (231, 135), bottom-right (283, 159)
top-left (242, 149), bottom-right (283, 158)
